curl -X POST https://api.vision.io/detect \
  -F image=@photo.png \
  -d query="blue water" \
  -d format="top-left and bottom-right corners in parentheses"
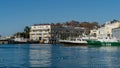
top-left (0, 44), bottom-right (120, 68)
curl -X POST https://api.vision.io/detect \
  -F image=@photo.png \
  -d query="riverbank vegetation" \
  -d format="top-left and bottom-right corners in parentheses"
top-left (14, 26), bottom-right (30, 39)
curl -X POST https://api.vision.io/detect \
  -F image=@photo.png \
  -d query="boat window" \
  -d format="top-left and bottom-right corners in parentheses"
top-left (71, 39), bottom-right (75, 41)
top-left (82, 39), bottom-right (85, 41)
top-left (77, 39), bottom-right (81, 41)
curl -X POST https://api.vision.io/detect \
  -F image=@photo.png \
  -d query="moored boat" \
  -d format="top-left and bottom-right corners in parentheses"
top-left (87, 37), bottom-right (120, 46)
top-left (59, 37), bottom-right (87, 45)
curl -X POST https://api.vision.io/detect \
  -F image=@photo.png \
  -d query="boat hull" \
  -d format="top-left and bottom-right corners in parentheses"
top-left (87, 40), bottom-right (120, 46)
top-left (59, 40), bottom-right (87, 45)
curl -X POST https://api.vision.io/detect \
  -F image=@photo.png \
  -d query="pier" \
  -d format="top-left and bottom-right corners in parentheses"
top-left (0, 40), bottom-right (9, 44)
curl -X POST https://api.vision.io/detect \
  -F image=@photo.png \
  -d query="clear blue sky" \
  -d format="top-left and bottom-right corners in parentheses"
top-left (0, 0), bottom-right (120, 36)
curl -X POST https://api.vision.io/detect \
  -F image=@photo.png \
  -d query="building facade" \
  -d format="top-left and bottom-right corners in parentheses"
top-left (90, 20), bottom-right (120, 38)
top-left (30, 24), bottom-right (51, 43)
top-left (112, 28), bottom-right (120, 41)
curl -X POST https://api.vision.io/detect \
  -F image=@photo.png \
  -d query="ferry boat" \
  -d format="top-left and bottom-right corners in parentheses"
top-left (59, 37), bottom-right (87, 45)
top-left (14, 38), bottom-right (28, 42)
top-left (87, 37), bottom-right (120, 46)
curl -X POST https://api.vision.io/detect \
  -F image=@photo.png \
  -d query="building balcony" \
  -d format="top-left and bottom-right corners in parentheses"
top-left (30, 31), bottom-right (50, 34)
top-left (31, 28), bottom-right (51, 30)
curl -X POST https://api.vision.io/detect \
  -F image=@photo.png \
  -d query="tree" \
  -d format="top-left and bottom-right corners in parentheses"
top-left (91, 22), bottom-right (100, 29)
top-left (14, 32), bottom-right (25, 38)
top-left (24, 26), bottom-right (30, 33)
top-left (69, 20), bottom-right (80, 27)
top-left (64, 20), bottom-right (80, 27)
top-left (24, 26), bottom-right (30, 38)
top-left (55, 22), bottom-right (62, 26)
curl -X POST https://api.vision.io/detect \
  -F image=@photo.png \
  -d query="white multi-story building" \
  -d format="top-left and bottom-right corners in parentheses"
top-left (90, 20), bottom-right (120, 38)
top-left (30, 24), bottom-right (51, 43)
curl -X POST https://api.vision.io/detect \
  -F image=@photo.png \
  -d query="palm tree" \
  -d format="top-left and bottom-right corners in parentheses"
top-left (24, 26), bottom-right (30, 38)
top-left (24, 26), bottom-right (30, 33)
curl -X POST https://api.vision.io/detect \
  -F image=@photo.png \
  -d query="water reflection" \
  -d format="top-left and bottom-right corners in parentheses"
top-left (0, 44), bottom-right (120, 68)
top-left (86, 46), bottom-right (120, 68)
top-left (0, 44), bottom-right (29, 67)
top-left (29, 44), bottom-right (52, 67)
top-left (98, 46), bottom-right (120, 67)
top-left (51, 45), bottom-right (120, 68)
top-left (51, 45), bottom-right (89, 68)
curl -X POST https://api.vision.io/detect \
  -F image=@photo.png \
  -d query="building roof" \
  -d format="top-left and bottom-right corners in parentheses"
top-left (33, 24), bottom-right (51, 26)
top-left (105, 20), bottom-right (120, 25)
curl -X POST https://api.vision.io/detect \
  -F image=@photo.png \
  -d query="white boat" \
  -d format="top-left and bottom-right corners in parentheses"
top-left (14, 38), bottom-right (28, 42)
top-left (59, 37), bottom-right (87, 45)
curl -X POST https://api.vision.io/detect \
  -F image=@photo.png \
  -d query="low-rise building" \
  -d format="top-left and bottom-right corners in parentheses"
top-left (58, 26), bottom-right (86, 40)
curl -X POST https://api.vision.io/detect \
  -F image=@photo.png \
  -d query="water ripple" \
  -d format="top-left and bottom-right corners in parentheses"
top-left (0, 44), bottom-right (120, 68)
